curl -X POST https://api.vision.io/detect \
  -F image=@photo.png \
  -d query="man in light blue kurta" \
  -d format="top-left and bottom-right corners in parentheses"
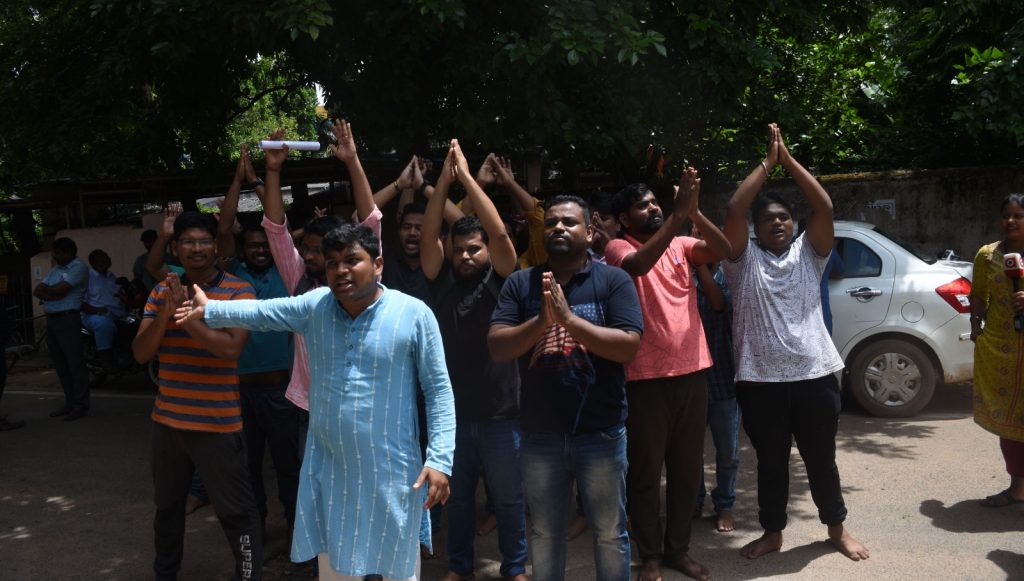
top-left (182, 224), bottom-right (455, 580)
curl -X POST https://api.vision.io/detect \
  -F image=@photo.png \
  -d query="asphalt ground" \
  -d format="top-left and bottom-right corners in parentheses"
top-left (1, 356), bottom-right (1022, 580)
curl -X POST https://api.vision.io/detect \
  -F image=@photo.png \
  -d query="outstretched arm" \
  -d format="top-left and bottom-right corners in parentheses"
top-left (725, 123), bottom-right (781, 260)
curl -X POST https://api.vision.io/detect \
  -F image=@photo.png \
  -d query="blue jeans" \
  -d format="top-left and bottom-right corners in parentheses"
top-left (522, 427), bottom-right (630, 581)
top-left (697, 398), bottom-right (740, 513)
top-left (82, 312), bottom-right (117, 351)
top-left (446, 419), bottom-right (527, 577)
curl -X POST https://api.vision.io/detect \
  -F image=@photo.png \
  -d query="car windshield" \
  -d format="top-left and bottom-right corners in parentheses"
top-left (872, 227), bottom-right (937, 264)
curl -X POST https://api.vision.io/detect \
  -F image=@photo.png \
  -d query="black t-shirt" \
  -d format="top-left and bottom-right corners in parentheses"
top-left (490, 259), bottom-right (643, 435)
top-left (382, 246), bottom-right (430, 303)
top-left (429, 265), bottom-right (520, 422)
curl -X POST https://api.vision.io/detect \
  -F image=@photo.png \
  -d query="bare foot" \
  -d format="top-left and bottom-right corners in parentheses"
top-left (566, 514), bottom-right (588, 541)
top-left (504, 575), bottom-right (528, 581)
top-left (827, 525), bottom-right (869, 561)
top-left (184, 495), bottom-right (208, 515)
top-left (638, 559), bottom-right (662, 581)
top-left (665, 554), bottom-right (710, 581)
top-left (740, 531), bottom-right (783, 559)
top-left (716, 509), bottom-right (735, 532)
top-left (437, 571), bottom-right (471, 581)
top-left (476, 513), bottom-right (497, 536)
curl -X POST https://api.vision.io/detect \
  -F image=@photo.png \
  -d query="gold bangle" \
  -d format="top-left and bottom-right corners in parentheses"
top-left (760, 161), bottom-right (769, 177)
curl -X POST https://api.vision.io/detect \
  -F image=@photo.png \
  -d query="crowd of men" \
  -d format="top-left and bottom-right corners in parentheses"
top-left (25, 121), bottom-right (869, 581)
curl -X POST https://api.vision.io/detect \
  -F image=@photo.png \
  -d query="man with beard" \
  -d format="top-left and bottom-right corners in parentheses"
top-left (131, 211), bottom-right (262, 581)
top-left (174, 223), bottom-right (456, 581)
top-left (603, 171), bottom-right (731, 581)
top-left (419, 140), bottom-right (526, 581)
top-left (489, 196), bottom-right (643, 581)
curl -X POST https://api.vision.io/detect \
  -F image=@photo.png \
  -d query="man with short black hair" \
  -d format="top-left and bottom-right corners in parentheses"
top-left (421, 140), bottom-right (526, 581)
top-left (489, 195), bottom-right (643, 581)
top-left (176, 222), bottom-right (456, 581)
top-left (82, 248), bottom-right (128, 370)
top-left (132, 211), bottom-right (263, 581)
top-left (383, 202), bottom-right (430, 302)
top-left (604, 170), bottom-right (731, 581)
top-left (34, 236), bottom-right (90, 421)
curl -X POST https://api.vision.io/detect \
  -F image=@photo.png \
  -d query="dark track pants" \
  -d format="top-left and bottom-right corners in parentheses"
top-left (735, 374), bottom-right (848, 532)
top-left (152, 423), bottom-right (263, 580)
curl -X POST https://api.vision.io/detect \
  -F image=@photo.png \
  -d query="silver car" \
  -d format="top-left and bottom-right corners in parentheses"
top-left (829, 221), bottom-right (974, 417)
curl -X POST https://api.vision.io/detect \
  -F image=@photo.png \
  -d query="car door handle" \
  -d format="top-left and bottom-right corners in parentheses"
top-left (847, 287), bottom-right (883, 298)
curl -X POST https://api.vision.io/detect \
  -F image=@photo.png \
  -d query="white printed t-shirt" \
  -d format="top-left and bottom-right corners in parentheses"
top-left (722, 232), bottom-right (844, 383)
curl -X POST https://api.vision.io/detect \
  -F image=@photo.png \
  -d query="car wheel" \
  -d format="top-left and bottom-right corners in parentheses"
top-left (848, 339), bottom-right (936, 418)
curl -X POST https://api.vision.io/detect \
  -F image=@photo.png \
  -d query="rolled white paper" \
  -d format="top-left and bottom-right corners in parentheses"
top-left (259, 140), bottom-right (321, 151)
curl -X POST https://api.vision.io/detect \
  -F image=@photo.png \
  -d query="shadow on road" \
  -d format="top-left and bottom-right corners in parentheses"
top-left (988, 549), bottom-right (1024, 580)
top-left (698, 539), bottom-right (835, 580)
top-left (919, 499), bottom-right (1024, 533)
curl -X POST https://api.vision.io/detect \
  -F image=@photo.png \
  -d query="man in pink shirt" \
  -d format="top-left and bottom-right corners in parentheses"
top-left (259, 121), bottom-right (382, 412)
top-left (603, 169), bottom-right (730, 581)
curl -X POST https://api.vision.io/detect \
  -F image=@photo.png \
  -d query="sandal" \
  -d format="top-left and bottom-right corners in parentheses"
top-left (979, 490), bottom-right (1024, 508)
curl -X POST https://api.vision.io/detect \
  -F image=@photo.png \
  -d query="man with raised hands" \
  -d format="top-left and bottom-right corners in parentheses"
top-left (259, 121), bottom-right (382, 412)
top-left (603, 169), bottom-right (731, 581)
top-left (420, 140), bottom-right (526, 581)
top-left (721, 124), bottom-right (868, 562)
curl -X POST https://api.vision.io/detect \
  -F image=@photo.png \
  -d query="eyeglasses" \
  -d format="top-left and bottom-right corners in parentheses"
top-left (178, 238), bottom-right (216, 249)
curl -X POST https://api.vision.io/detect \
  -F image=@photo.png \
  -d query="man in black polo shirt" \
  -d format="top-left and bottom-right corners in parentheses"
top-left (489, 195), bottom-right (643, 581)
top-left (420, 140), bottom-right (526, 581)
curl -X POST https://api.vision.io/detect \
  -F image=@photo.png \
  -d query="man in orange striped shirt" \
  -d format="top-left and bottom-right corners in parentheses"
top-left (133, 211), bottom-right (263, 581)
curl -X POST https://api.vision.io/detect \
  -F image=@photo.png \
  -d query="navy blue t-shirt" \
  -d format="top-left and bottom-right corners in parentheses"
top-left (490, 259), bottom-right (643, 435)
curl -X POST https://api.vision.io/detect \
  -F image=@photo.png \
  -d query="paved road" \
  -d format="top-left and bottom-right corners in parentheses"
top-left (1, 362), bottom-right (1022, 580)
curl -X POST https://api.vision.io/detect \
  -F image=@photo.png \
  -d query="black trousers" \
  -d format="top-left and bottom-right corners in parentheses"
top-left (735, 374), bottom-right (848, 533)
top-left (240, 378), bottom-right (301, 527)
top-left (45, 313), bottom-right (89, 411)
top-left (626, 372), bottom-right (708, 562)
top-left (152, 423), bottom-right (263, 581)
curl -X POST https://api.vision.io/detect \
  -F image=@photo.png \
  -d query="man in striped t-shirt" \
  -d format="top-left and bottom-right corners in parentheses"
top-left (132, 211), bottom-right (263, 581)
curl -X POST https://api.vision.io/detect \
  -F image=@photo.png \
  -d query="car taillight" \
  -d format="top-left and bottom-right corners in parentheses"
top-left (935, 277), bottom-right (972, 313)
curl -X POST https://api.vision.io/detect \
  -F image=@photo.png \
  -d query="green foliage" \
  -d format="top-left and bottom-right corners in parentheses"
top-left (1, 0), bottom-right (1023, 200)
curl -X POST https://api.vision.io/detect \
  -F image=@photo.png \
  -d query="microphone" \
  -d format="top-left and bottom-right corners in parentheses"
top-left (1004, 253), bottom-right (1024, 331)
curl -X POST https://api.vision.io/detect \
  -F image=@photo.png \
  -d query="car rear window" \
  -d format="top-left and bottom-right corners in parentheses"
top-left (872, 227), bottom-right (937, 264)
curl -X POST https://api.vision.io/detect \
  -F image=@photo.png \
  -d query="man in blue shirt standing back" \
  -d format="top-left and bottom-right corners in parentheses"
top-left (33, 237), bottom-right (90, 421)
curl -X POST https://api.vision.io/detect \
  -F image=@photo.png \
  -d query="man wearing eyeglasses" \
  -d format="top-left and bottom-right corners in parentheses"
top-left (132, 211), bottom-right (264, 581)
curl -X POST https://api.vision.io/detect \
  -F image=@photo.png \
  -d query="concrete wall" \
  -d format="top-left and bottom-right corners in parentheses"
top-left (702, 165), bottom-right (1024, 262)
